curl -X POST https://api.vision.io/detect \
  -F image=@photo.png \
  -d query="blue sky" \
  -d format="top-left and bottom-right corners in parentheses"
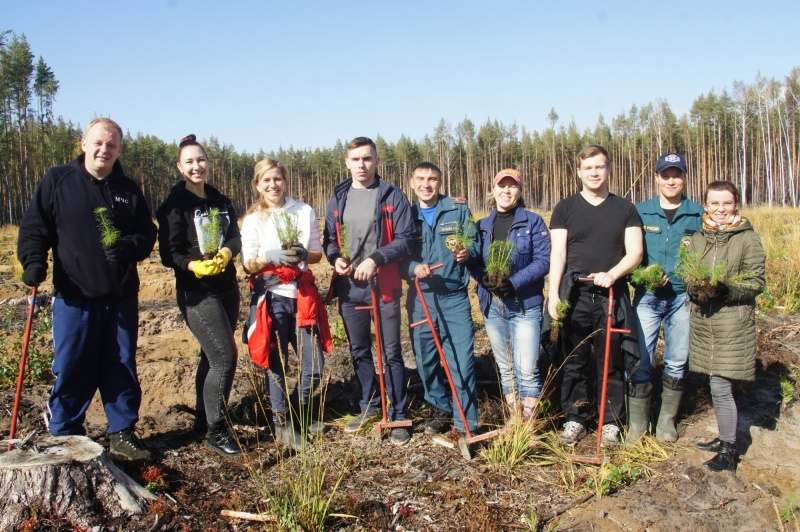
top-left (5, 1), bottom-right (799, 154)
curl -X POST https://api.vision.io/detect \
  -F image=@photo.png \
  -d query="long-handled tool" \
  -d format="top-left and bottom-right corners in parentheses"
top-left (355, 279), bottom-right (412, 443)
top-left (409, 264), bottom-right (501, 459)
top-left (570, 281), bottom-right (630, 465)
top-left (8, 286), bottom-right (38, 451)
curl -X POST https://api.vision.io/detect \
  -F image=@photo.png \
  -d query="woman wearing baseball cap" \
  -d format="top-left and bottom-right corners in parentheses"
top-left (471, 169), bottom-right (551, 429)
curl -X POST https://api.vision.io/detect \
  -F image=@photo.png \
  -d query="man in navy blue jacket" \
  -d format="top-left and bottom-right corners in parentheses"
top-left (322, 137), bottom-right (415, 445)
top-left (17, 118), bottom-right (157, 460)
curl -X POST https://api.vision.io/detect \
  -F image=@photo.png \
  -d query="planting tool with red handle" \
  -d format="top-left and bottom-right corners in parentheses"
top-left (355, 278), bottom-right (412, 443)
top-left (8, 286), bottom-right (38, 451)
top-left (409, 264), bottom-right (502, 459)
top-left (569, 279), bottom-right (630, 465)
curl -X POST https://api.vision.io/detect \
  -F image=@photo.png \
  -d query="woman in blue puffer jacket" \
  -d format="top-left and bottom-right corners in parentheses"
top-left (471, 169), bottom-right (551, 427)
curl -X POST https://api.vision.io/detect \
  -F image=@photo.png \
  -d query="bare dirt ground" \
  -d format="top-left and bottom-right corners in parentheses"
top-left (1, 248), bottom-right (799, 531)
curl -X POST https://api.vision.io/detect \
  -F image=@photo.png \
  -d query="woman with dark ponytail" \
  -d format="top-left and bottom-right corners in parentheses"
top-left (157, 134), bottom-right (242, 457)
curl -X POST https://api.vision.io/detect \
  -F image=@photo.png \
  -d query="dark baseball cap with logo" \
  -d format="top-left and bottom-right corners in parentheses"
top-left (656, 153), bottom-right (687, 174)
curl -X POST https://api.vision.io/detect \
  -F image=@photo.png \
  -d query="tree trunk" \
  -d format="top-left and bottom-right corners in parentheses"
top-left (0, 435), bottom-right (156, 530)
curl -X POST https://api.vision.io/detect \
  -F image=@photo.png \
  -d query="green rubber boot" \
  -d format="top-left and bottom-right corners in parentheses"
top-left (656, 376), bottom-right (683, 442)
top-left (626, 382), bottom-right (651, 445)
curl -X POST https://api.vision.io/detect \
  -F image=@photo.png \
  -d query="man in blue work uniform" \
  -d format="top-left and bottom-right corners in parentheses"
top-left (405, 162), bottom-right (479, 436)
top-left (628, 152), bottom-right (705, 442)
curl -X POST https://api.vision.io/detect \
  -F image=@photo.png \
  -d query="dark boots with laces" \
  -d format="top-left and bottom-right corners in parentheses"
top-left (109, 428), bottom-right (153, 461)
top-left (205, 421), bottom-right (242, 457)
top-left (702, 439), bottom-right (737, 472)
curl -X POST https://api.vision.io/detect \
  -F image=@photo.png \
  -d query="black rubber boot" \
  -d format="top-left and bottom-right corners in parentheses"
top-left (656, 375), bottom-right (684, 442)
top-left (703, 440), bottom-right (737, 472)
top-left (205, 422), bottom-right (242, 457)
top-left (274, 413), bottom-right (307, 452)
top-left (695, 437), bottom-right (722, 452)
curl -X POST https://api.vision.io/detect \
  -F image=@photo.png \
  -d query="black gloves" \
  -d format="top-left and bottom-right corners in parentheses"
top-left (714, 282), bottom-right (729, 301)
top-left (290, 241), bottom-right (309, 261)
top-left (494, 278), bottom-right (516, 299)
top-left (482, 273), bottom-right (515, 299)
top-left (104, 238), bottom-right (136, 263)
top-left (22, 264), bottom-right (47, 287)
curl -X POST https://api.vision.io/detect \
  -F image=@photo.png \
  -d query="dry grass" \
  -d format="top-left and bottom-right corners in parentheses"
top-left (744, 207), bottom-right (800, 314)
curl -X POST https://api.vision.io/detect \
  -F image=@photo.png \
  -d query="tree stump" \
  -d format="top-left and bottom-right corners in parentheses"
top-left (0, 435), bottom-right (156, 530)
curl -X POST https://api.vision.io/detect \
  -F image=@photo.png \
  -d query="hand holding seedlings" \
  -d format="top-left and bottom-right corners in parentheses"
top-left (630, 263), bottom-right (668, 293)
top-left (191, 258), bottom-right (224, 278)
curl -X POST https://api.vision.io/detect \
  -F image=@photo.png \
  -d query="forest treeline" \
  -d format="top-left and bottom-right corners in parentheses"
top-left (2, 30), bottom-right (800, 225)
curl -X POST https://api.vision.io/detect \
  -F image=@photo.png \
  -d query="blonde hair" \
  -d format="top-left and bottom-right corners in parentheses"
top-left (85, 118), bottom-right (123, 140)
top-left (244, 157), bottom-right (289, 217)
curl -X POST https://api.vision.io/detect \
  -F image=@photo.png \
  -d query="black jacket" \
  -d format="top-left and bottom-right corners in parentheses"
top-left (156, 181), bottom-right (241, 292)
top-left (17, 155), bottom-right (156, 299)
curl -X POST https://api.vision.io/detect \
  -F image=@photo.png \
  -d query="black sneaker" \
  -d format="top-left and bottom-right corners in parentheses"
top-left (424, 419), bottom-right (449, 435)
top-left (109, 428), bottom-right (153, 461)
top-left (344, 411), bottom-right (374, 433)
top-left (390, 427), bottom-right (411, 446)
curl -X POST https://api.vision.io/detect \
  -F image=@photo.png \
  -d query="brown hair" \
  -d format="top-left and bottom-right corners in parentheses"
top-left (85, 118), bottom-right (123, 140)
top-left (177, 134), bottom-right (208, 161)
top-left (704, 180), bottom-right (740, 205)
top-left (411, 161), bottom-right (442, 179)
top-left (244, 157), bottom-right (289, 216)
top-left (347, 136), bottom-right (377, 152)
top-left (577, 144), bottom-right (610, 169)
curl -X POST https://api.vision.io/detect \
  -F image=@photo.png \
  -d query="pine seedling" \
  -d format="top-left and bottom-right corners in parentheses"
top-left (275, 211), bottom-right (301, 249)
top-left (631, 263), bottom-right (667, 293)
top-left (452, 216), bottom-right (477, 252)
top-left (550, 300), bottom-right (571, 344)
top-left (486, 240), bottom-right (514, 280)
top-left (201, 207), bottom-right (223, 259)
top-left (676, 246), bottom-right (759, 302)
top-left (338, 223), bottom-right (351, 264)
top-left (94, 207), bottom-right (120, 247)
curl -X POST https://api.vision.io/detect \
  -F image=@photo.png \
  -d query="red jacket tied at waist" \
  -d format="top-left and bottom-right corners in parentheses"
top-left (245, 264), bottom-right (332, 368)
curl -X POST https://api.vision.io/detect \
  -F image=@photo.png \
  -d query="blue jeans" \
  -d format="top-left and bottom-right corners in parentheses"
top-left (265, 292), bottom-right (325, 418)
top-left (338, 277), bottom-right (407, 420)
top-left (178, 288), bottom-right (239, 427)
top-left (484, 296), bottom-right (542, 398)
top-left (631, 291), bottom-right (691, 383)
top-left (49, 297), bottom-right (141, 435)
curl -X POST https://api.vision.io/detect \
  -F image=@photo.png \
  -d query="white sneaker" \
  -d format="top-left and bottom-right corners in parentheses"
top-left (601, 424), bottom-right (621, 448)
top-left (558, 421), bottom-right (587, 446)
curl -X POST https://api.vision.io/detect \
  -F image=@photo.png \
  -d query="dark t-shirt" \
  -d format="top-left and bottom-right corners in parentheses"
top-left (492, 208), bottom-right (516, 242)
top-left (549, 192), bottom-right (642, 275)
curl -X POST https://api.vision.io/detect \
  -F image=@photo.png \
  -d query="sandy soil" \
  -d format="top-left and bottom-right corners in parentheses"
top-left (1, 248), bottom-right (799, 531)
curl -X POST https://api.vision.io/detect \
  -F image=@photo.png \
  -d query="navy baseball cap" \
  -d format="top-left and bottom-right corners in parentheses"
top-left (656, 153), bottom-right (687, 174)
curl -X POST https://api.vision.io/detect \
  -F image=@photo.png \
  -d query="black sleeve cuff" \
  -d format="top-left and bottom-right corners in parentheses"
top-left (369, 252), bottom-right (386, 267)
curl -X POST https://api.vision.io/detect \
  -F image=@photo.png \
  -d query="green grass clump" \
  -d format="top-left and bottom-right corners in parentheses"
top-left (0, 307), bottom-right (53, 390)
top-left (94, 207), bottom-right (120, 247)
top-left (631, 263), bottom-right (666, 293)
top-left (200, 207), bottom-right (223, 258)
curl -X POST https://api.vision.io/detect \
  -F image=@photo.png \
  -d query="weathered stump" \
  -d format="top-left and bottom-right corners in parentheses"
top-left (0, 435), bottom-right (156, 530)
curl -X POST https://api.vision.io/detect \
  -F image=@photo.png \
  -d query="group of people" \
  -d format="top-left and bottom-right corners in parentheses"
top-left (17, 118), bottom-right (765, 473)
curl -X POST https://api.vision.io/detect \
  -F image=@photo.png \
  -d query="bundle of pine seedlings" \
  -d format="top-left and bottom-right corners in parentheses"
top-left (630, 263), bottom-right (666, 293)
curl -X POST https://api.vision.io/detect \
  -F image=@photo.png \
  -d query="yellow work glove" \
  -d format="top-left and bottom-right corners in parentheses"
top-left (191, 259), bottom-right (223, 278)
top-left (213, 250), bottom-right (230, 270)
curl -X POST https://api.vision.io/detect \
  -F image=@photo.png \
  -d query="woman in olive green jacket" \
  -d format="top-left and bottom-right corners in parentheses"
top-left (686, 180), bottom-right (765, 472)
